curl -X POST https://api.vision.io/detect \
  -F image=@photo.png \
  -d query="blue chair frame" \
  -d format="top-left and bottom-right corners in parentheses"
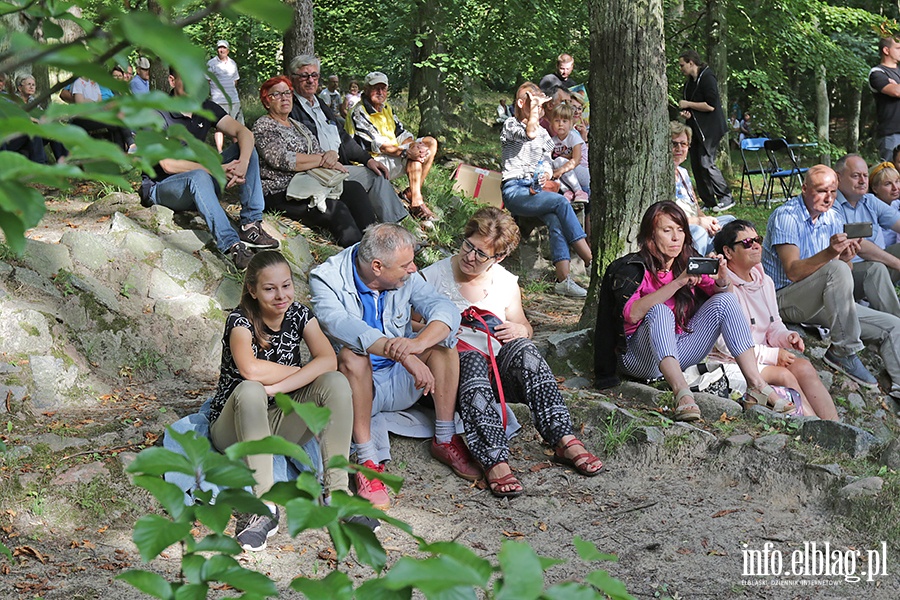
top-left (739, 137), bottom-right (769, 205)
top-left (763, 138), bottom-right (808, 206)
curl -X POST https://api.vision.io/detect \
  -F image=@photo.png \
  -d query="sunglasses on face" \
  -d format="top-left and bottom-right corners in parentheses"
top-left (461, 239), bottom-right (499, 263)
top-left (732, 236), bottom-right (763, 249)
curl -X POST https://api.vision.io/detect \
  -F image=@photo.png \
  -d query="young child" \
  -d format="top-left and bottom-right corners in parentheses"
top-left (549, 103), bottom-right (589, 202)
top-left (341, 80), bottom-right (361, 118)
top-left (539, 87), bottom-right (572, 134)
top-left (569, 94), bottom-right (590, 195)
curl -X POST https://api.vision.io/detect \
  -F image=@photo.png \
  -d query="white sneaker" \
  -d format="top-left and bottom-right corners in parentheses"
top-left (554, 276), bottom-right (587, 298)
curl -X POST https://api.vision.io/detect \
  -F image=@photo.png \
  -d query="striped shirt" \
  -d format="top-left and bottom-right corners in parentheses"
top-left (762, 195), bottom-right (845, 290)
top-left (835, 190), bottom-right (900, 260)
top-left (500, 117), bottom-right (554, 182)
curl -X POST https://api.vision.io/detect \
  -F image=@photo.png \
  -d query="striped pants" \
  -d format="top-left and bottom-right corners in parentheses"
top-left (621, 293), bottom-right (753, 380)
top-left (458, 338), bottom-right (574, 469)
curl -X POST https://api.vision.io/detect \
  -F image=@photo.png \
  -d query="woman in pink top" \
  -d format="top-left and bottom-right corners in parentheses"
top-left (619, 202), bottom-right (792, 421)
top-left (712, 220), bottom-right (839, 420)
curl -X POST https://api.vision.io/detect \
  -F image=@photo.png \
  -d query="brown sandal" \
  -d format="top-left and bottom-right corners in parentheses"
top-left (485, 463), bottom-right (524, 498)
top-left (553, 438), bottom-right (604, 476)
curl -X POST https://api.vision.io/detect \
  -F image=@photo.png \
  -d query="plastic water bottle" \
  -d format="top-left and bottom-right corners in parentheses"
top-left (530, 159), bottom-right (544, 194)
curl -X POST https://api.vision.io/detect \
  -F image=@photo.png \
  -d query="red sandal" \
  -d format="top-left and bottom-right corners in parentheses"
top-left (553, 438), bottom-right (604, 477)
top-left (484, 463), bottom-right (524, 498)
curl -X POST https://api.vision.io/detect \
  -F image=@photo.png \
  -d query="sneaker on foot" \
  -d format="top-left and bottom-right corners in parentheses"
top-left (430, 434), bottom-right (480, 481)
top-left (236, 508), bottom-right (279, 552)
top-left (228, 241), bottom-right (254, 270)
top-left (573, 190), bottom-right (590, 203)
top-left (712, 197), bottom-right (736, 212)
top-left (823, 347), bottom-right (878, 389)
top-left (240, 221), bottom-right (280, 249)
top-left (355, 460), bottom-right (390, 510)
top-left (554, 276), bottom-right (587, 298)
top-left (563, 190), bottom-right (575, 202)
top-left (343, 514), bottom-right (381, 533)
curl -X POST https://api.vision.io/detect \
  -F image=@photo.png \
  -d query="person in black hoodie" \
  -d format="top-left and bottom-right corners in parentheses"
top-left (678, 49), bottom-right (734, 213)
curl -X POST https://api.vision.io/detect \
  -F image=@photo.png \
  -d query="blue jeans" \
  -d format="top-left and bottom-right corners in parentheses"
top-left (502, 179), bottom-right (586, 264)
top-left (149, 145), bottom-right (265, 252)
top-left (691, 214), bottom-right (736, 256)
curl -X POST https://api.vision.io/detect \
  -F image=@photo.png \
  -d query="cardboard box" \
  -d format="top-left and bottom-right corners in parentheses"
top-left (452, 164), bottom-right (503, 207)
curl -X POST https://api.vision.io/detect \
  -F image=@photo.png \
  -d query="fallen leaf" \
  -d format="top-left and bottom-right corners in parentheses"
top-left (502, 531), bottom-right (524, 538)
top-left (537, 522), bottom-right (548, 531)
top-left (676, 547), bottom-right (692, 554)
top-left (708, 549), bottom-right (728, 556)
top-left (711, 509), bottom-right (741, 518)
top-left (96, 216), bottom-right (110, 222)
top-left (13, 545), bottom-right (47, 563)
top-left (529, 462), bottom-right (553, 472)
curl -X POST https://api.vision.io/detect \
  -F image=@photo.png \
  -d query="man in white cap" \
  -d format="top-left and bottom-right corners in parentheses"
top-left (207, 40), bottom-right (242, 152)
top-left (130, 57), bottom-right (151, 95)
top-left (346, 71), bottom-right (438, 225)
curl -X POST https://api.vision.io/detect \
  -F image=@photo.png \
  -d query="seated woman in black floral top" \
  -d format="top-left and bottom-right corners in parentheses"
top-left (253, 76), bottom-right (376, 246)
top-left (208, 250), bottom-right (354, 551)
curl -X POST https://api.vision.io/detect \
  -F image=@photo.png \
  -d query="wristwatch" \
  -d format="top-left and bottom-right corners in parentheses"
top-left (399, 148), bottom-right (408, 159)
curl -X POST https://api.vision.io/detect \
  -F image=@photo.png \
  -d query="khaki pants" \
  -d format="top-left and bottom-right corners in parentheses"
top-left (851, 260), bottom-right (900, 317)
top-left (210, 372), bottom-right (353, 497)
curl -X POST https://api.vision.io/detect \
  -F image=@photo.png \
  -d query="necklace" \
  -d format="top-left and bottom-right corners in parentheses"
top-left (658, 268), bottom-right (671, 275)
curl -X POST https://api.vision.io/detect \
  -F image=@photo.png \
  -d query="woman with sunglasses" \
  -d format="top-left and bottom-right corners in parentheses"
top-left (713, 220), bottom-right (838, 419)
top-left (603, 201), bottom-right (792, 421)
top-left (420, 207), bottom-right (603, 498)
top-left (253, 76), bottom-right (376, 247)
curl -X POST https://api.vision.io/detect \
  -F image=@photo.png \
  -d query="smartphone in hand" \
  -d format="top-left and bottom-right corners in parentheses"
top-left (686, 257), bottom-right (719, 275)
top-left (844, 222), bottom-right (873, 239)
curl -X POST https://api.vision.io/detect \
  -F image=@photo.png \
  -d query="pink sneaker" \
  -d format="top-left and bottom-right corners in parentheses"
top-left (355, 460), bottom-right (390, 510)
top-left (573, 190), bottom-right (590, 203)
top-left (563, 190), bottom-right (575, 202)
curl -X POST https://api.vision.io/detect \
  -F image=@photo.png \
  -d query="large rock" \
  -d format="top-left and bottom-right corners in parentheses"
top-left (694, 392), bottom-right (742, 420)
top-left (837, 476), bottom-right (883, 500)
top-left (163, 230), bottom-right (213, 254)
top-left (800, 419), bottom-right (877, 458)
top-left (214, 278), bottom-right (242, 311)
top-left (29, 355), bottom-right (81, 409)
top-left (108, 211), bottom-right (144, 234)
top-left (753, 433), bottom-right (790, 454)
top-left (51, 461), bottom-right (109, 486)
top-left (12, 267), bottom-right (60, 298)
top-left (60, 230), bottom-right (111, 271)
top-left (155, 293), bottom-right (218, 321)
top-left (161, 248), bottom-right (203, 284)
top-left (610, 380), bottom-right (663, 409)
top-left (71, 272), bottom-right (120, 312)
top-left (0, 308), bottom-right (53, 354)
top-left (21, 239), bottom-right (73, 278)
top-left (148, 269), bottom-right (185, 299)
top-left (282, 233), bottom-right (314, 276)
top-left (546, 329), bottom-right (591, 360)
top-left (121, 231), bottom-right (165, 259)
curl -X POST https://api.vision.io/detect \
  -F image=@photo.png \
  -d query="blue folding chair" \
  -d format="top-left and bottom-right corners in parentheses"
top-left (763, 138), bottom-right (808, 206)
top-left (739, 137), bottom-right (769, 205)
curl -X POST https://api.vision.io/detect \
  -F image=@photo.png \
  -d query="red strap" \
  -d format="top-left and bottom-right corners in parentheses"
top-left (473, 173), bottom-right (485, 198)
top-left (460, 309), bottom-right (506, 429)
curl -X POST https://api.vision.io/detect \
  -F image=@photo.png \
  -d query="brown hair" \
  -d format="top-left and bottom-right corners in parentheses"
top-left (463, 207), bottom-right (520, 258)
top-left (259, 75), bottom-right (293, 109)
top-left (637, 201), bottom-right (698, 330)
top-left (239, 250), bottom-right (291, 350)
top-left (514, 81), bottom-right (541, 121)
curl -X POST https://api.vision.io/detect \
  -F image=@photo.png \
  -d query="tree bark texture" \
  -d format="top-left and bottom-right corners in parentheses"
top-left (848, 84), bottom-right (860, 153)
top-left (408, 0), bottom-right (444, 137)
top-left (585, 0), bottom-right (670, 326)
top-left (282, 0), bottom-right (315, 75)
top-left (815, 64), bottom-right (829, 166)
top-left (707, 0), bottom-right (730, 177)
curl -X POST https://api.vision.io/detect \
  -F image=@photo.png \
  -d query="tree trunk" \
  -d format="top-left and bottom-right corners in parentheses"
top-left (707, 0), bottom-right (730, 177)
top-left (815, 64), bottom-right (829, 165)
top-left (282, 0), bottom-right (315, 75)
top-left (409, 0), bottom-right (444, 137)
top-left (584, 0), bottom-right (669, 326)
top-left (848, 84), bottom-right (861, 153)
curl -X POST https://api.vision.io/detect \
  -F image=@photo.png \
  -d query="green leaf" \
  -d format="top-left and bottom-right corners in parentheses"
top-left (0, 181), bottom-right (45, 254)
top-left (132, 515), bottom-right (193, 562)
top-left (264, 472), bottom-right (322, 503)
top-left (185, 532), bottom-right (242, 556)
top-left (231, 0), bottom-right (293, 29)
top-left (132, 475), bottom-right (192, 521)
top-left (381, 556), bottom-right (484, 595)
top-left (417, 541), bottom-right (492, 584)
top-left (165, 428), bottom-right (213, 467)
top-left (126, 447), bottom-right (195, 477)
top-left (291, 571), bottom-right (354, 600)
top-left (572, 537), bottom-right (618, 562)
top-left (273, 392), bottom-right (332, 436)
top-left (202, 554), bottom-right (242, 579)
top-left (542, 582), bottom-right (602, 600)
top-left (355, 578), bottom-right (413, 599)
top-left (0, 540), bottom-right (11, 561)
top-left (195, 501), bottom-right (233, 534)
top-left (584, 570), bottom-right (635, 600)
top-left (343, 521), bottom-right (388, 572)
top-left (214, 489), bottom-right (270, 516)
top-left (224, 435), bottom-right (313, 469)
top-left (285, 497), bottom-right (340, 535)
top-left (173, 583), bottom-right (209, 600)
top-left (201, 452), bottom-right (257, 488)
top-left (180, 553), bottom-right (207, 585)
top-left (496, 541), bottom-right (543, 600)
top-left (116, 569), bottom-right (174, 599)
top-left (217, 565), bottom-right (278, 596)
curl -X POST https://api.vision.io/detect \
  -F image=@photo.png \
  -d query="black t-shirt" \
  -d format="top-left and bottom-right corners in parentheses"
top-left (869, 65), bottom-right (900, 137)
top-left (682, 67), bottom-right (727, 146)
top-left (208, 302), bottom-right (314, 425)
top-left (539, 73), bottom-right (577, 95)
top-left (147, 99), bottom-right (228, 183)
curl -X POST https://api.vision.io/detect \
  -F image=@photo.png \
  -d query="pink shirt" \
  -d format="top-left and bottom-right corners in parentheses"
top-left (622, 269), bottom-right (717, 336)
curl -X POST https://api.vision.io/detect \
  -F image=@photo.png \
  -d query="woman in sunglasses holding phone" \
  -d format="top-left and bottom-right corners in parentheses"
top-left (712, 220), bottom-right (838, 419)
top-left (601, 201), bottom-right (792, 421)
top-left (420, 207), bottom-right (603, 498)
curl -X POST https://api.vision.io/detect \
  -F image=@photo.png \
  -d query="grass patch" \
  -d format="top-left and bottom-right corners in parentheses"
top-left (600, 413), bottom-right (639, 455)
top-left (840, 471), bottom-right (900, 551)
top-left (663, 431), bottom-right (692, 453)
top-left (65, 478), bottom-right (133, 522)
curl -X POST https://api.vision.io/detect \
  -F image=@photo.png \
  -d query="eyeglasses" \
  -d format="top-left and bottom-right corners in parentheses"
top-left (292, 72), bottom-right (319, 80)
top-left (731, 235), bottom-right (763, 249)
top-left (266, 90), bottom-right (292, 100)
top-left (461, 239), bottom-right (500, 263)
top-left (672, 141), bottom-right (690, 149)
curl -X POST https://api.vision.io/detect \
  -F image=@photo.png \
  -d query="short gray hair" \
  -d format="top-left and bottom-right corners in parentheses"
top-left (833, 153), bottom-right (863, 175)
top-left (289, 54), bottom-right (320, 74)
top-left (358, 223), bottom-right (417, 264)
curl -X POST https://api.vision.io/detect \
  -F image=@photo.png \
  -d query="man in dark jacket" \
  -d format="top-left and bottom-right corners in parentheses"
top-left (678, 49), bottom-right (734, 213)
top-left (288, 55), bottom-right (408, 224)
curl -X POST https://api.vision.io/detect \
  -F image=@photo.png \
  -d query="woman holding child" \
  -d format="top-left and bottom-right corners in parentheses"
top-left (421, 207), bottom-right (602, 497)
top-left (711, 220), bottom-right (838, 419)
top-left (253, 76), bottom-right (376, 247)
top-left (208, 250), bottom-right (354, 551)
top-left (602, 201), bottom-right (793, 421)
top-left (501, 82), bottom-right (592, 298)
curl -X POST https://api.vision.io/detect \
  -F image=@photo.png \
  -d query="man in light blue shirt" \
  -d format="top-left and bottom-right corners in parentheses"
top-left (835, 154), bottom-right (900, 301)
top-left (762, 165), bottom-right (900, 398)
top-left (130, 57), bottom-right (151, 94)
